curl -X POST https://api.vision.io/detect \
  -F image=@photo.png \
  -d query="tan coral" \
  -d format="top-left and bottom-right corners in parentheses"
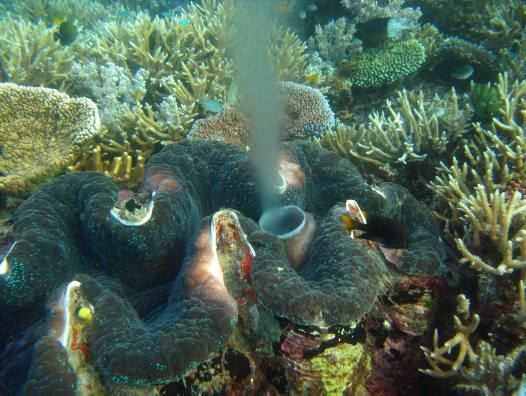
top-left (0, 14), bottom-right (75, 89)
top-left (188, 82), bottom-right (334, 148)
top-left (188, 106), bottom-right (251, 149)
top-left (0, 83), bottom-right (100, 195)
top-left (420, 294), bottom-right (480, 378)
top-left (316, 87), bottom-right (471, 169)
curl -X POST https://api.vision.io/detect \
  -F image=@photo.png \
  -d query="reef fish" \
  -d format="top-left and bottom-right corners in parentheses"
top-left (452, 64), bottom-right (475, 80)
top-left (341, 212), bottom-right (412, 248)
top-left (355, 17), bottom-right (413, 46)
top-left (53, 21), bottom-right (78, 46)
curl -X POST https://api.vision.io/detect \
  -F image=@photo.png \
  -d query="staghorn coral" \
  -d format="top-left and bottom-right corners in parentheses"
top-left (0, 14), bottom-right (75, 89)
top-left (0, 83), bottom-right (100, 195)
top-left (420, 294), bottom-right (480, 378)
top-left (307, 17), bottom-right (362, 68)
top-left (341, 0), bottom-right (422, 23)
top-left (68, 0), bottom-right (314, 177)
top-left (9, 0), bottom-right (124, 27)
top-left (430, 74), bottom-right (526, 316)
top-left (468, 0), bottom-right (525, 51)
top-left (339, 39), bottom-right (426, 89)
top-left (316, 87), bottom-right (471, 173)
top-left (431, 74), bottom-right (525, 223)
top-left (455, 187), bottom-right (526, 276)
top-left (421, 294), bottom-right (524, 393)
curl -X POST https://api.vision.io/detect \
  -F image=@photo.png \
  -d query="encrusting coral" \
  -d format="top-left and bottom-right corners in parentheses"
top-left (0, 83), bottom-right (100, 195)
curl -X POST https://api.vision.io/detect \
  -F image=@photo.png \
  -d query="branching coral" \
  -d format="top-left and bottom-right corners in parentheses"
top-left (68, 0), bottom-right (313, 178)
top-left (468, 0), bottom-right (525, 51)
top-left (420, 294), bottom-right (480, 378)
top-left (0, 14), bottom-right (75, 89)
top-left (316, 87), bottom-right (471, 171)
top-left (10, 0), bottom-right (122, 27)
top-left (341, 0), bottom-right (422, 23)
top-left (430, 73), bottom-right (526, 314)
top-left (455, 187), bottom-right (526, 276)
top-left (421, 295), bottom-right (525, 393)
top-left (308, 17), bottom-right (362, 68)
top-left (431, 74), bottom-right (526, 216)
top-left (0, 83), bottom-right (100, 195)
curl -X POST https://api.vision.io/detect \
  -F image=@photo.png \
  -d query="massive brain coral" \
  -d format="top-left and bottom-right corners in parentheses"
top-left (0, 83), bottom-right (100, 195)
top-left (0, 140), bottom-right (444, 392)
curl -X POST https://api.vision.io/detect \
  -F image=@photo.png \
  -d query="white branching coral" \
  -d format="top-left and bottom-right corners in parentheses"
top-left (316, 88), bottom-right (471, 169)
top-left (72, 62), bottom-right (149, 134)
top-left (308, 17), bottom-right (362, 66)
top-left (341, 0), bottom-right (422, 23)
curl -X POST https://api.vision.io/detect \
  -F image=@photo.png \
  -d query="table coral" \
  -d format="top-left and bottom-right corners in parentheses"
top-left (0, 140), bottom-right (445, 392)
top-left (340, 39), bottom-right (426, 89)
top-left (0, 83), bottom-right (100, 195)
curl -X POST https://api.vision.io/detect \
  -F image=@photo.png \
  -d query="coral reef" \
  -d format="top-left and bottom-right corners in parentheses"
top-left (339, 39), bottom-right (426, 89)
top-left (341, 0), bottom-right (422, 23)
top-left (0, 14), bottom-right (76, 89)
top-left (0, 83), bottom-right (100, 195)
top-left (316, 87), bottom-right (471, 180)
top-left (431, 75), bottom-right (526, 296)
top-left (420, 294), bottom-right (524, 393)
top-left (0, 139), bottom-right (444, 392)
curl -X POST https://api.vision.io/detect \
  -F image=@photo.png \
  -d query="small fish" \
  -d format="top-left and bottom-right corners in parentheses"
top-left (134, 90), bottom-right (143, 102)
top-left (52, 17), bottom-right (63, 25)
top-left (298, 9), bottom-right (307, 19)
top-left (305, 72), bottom-right (319, 84)
top-left (116, 10), bottom-right (130, 17)
top-left (201, 99), bottom-right (224, 113)
top-left (355, 17), bottom-right (413, 46)
top-left (306, 4), bottom-right (318, 11)
top-left (452, 64), bottom-right (475, 80)
top-left (341, 212), bottom-right (412, 248)
top-left (53, 21), bottom-right (78, 46)
top-left (179, 19), bottom-right (190, 26)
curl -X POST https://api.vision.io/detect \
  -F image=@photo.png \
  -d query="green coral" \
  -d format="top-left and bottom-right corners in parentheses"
top-left (341, 39), bottom-right (426, 89)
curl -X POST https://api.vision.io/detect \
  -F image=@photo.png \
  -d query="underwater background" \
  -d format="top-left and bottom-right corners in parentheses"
top-left (0, 0), bottom-right (525, 394)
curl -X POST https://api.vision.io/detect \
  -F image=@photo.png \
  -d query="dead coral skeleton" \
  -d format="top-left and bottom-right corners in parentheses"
top-left (420, 294), bottom-right (480, 378)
